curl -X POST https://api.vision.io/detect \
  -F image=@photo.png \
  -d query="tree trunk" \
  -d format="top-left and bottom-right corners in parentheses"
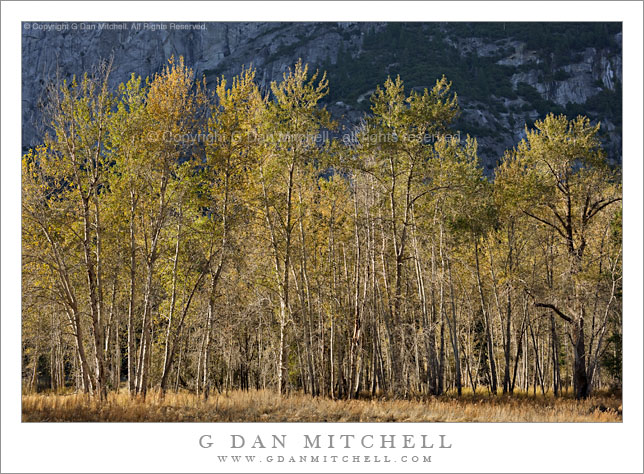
top-left (474, 239), bottom-right (497, 394)
top-left (81, 196), bottom-right (106, 400)
top-left (572, 316), bottom-right (590, 399)
top-left (127, 191), bottom-right (137, 394)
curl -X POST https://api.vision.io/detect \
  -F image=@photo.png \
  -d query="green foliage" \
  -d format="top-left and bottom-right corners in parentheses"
top-left (324, 23), bottom-right (520, 106)
top-left (324, 22), bottom-right (619, 109)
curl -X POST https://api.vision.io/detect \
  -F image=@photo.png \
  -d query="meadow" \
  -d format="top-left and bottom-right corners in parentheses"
top-left (22, 389), bottom-right (622, 422)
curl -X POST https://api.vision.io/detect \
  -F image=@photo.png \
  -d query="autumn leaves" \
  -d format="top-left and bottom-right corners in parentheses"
top-left (22, 57), bottom-right (621, 401)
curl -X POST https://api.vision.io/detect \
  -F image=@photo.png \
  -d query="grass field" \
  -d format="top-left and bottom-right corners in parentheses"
top-left (21, 389), bottom-right (622, 422)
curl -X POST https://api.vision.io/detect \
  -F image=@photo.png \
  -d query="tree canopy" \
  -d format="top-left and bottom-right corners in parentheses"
top-left (22, 57), bottom-right (621, 401)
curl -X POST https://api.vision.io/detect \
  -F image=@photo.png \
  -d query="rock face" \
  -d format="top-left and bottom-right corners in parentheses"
top-left (509, 45), bottom-right (622, 105)
top-left (21, 22), bottom-right (368, 146)
top-left (22, 22), bottom-right (621, 168)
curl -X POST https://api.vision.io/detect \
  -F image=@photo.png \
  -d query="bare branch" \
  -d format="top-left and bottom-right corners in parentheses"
top-left (534, 302), bottom-right (573, 324)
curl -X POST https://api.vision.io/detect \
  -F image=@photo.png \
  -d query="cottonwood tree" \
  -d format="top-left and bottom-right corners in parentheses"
top-left (254, 60), bottom-right (333, 395)
top-left (495, 114), bottom-right (621, 398)
top-left (133, 57), bottom-right (207, 396)
top-left (22, 148), bottom-right (95, 393)
top-left (191, 68), bottom-right (263, 397)
top-left (106, 73), bottom-right (149, 393)
top-left (29, 62), bottom-right (116, 400)
top-left (351, 76), bottom-right (458, 396)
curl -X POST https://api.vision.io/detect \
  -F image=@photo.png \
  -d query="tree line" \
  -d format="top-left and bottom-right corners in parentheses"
top-left (22, 57), bottom-right (621, 400)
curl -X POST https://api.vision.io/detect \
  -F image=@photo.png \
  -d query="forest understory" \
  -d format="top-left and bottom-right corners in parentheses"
top-left (22, 389), bottom-right (622, 422)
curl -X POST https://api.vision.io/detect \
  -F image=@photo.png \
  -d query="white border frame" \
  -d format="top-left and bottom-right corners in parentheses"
top-left (2, 2), bottom-right (642, 473)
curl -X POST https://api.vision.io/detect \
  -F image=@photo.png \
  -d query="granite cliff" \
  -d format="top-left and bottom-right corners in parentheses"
top-left (22, 22), bottom-right (622, 168)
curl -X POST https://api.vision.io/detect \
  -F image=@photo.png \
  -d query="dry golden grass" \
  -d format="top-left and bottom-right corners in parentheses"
top-left (22, 388), bottom-right (622, 422)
